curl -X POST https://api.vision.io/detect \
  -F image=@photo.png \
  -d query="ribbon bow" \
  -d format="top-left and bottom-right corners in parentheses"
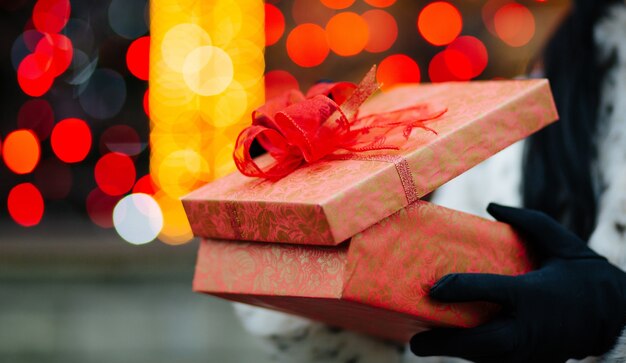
top-left (233, 65), bottom-right (447, 180)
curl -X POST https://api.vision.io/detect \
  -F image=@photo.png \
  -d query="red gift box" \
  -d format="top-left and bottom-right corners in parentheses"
top-left (193, 200), bottom-right (533, 342)
top-left (185, 77), bottom-right (557, 340)
top-left (183, 79), bottom-right (558, 246)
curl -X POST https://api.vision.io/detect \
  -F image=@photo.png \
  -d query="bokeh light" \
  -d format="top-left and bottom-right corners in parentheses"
top-left (126, 36), bottom-right (150, 80)
top-left (133, 174), bottom-right (158, 195)
top-left (17, 52), bottom-right (54, 97)
top-left (35, 33), bottom-right (73, 77)
top-left (494, 3), bottom-right (535, 47)
top-left (265, 70), bottom-right (299, 100)
top-left (32, 0), bottom-right (70, 33)
top-left (17, 99), bottom-right (54, 141)
top-left (321, 0), bottom-right (355, 10)
top-left (155, 149), bottom-right (209, 198)
top-left (95, 152), bottom-right (136, 196)
top-left (265, 3), bottom-right (285, 46)
top-left (66, 49), bottom-right (97, 86)
top-left (160, 23), bottom-right (212, 72)
top-left (11, 30), bottom-right (40, 71)
top-left (445, 36), bottom-right (488, 80)
top-left (286, 23), bottom-right (329, 67)
top-left (50, 118), bottom-right (92, 163)
top-left (292, 0), bottom-right (335, 25)
top-left (364, 0), bottom-right (396, 7)
top-left (362, 9), bottom-right (397, 53)
top-left (429, 50), bottom-right (461, 82)
top-left (86, 187), bottom-right (121, 228)
top-left (113, 193), bottom-right (164, 245)
top-left (100, 125), bottom-right (142, 156)
top-left (79, 69), bottom-right (127, 119)
top-left (65, 19), bottom-right (95, 55)
top-left (183, 46), bottom-right (234, 96)
top-left (8, 183), bottom-right (44, 227)
top-left (326, 12), bottom-right (369, 57)
top-left (417, 1), bottom-right (463, 46)
top-left (34, 158), bottom-right (72, 200)
top-left (108, 0), bottom-right (148, 39)
top-left (3, 129), bottom-right (40, 174)
top-left (377, 54), bottom-right (421, 90)
top-left (154, 192), bottom-right (194, 245)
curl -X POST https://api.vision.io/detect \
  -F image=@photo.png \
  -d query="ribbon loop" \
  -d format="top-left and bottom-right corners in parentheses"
top-left (233, 65), bottom-right (447, 180)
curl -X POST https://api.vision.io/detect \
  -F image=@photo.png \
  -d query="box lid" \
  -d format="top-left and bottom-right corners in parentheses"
top-left (183, 79), bottom-right (558, 245)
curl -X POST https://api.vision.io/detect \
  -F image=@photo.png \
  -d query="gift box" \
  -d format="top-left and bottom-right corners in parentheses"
top-left (182, 78), bottom-right (558, 246)
top-left (185, 76), bottom-right (557, 341)
top-left (193, 200), bottom-right (534, 343)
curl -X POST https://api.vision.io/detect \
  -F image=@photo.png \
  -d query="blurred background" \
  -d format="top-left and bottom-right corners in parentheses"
top-left (1, 0), bottom-right (567, 362)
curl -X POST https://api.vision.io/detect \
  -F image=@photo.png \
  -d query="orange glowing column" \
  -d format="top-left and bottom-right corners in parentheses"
top-left (149, 0), bottom-right (265, 244)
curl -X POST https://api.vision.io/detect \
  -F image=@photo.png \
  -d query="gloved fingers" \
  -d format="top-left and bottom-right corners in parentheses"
top-left (410, 318), bottom-right (518, 362)
top-left (486, 203), bottom-right (599, 260)
top-left (429, 273), bottom-right (519, 307)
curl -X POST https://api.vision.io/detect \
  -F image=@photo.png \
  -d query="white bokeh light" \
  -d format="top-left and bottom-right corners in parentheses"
top-left (113, 193), bottom-right (164, 245)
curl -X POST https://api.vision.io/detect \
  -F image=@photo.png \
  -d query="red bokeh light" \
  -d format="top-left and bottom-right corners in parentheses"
top-left (377, 54), bottom-right (421, 90)
top-left (320, 0), bottom-right (355, 10)
top-left (8, 183), bottom-right (44, 227)
top-left (51, 118), bottom-right (92, 163)
top-left (364, 0), bottom-right (396, 7)
top-left (362, 9), bottom-right (397, 53)
top-left (133, 174), bottom-right (158, 195)
top-left (3, 129), bottom-right (40, 174)
top-left (32, 0), bottom-right (70, 33)
top-left (17, 99), bottom-right (54, 141)
top-left (99, 125), bottom-right (142, 156)
top-left (286, 23), bottom-right (329, 67)
top-left (265, 3), bottom-right (285, 46)
top-left (494, 3), bottom-right (535, 47)
top-left (35, 33), bottom-right (73, 77)
top-left (445, 36), bottom-right (488, 80)
top-left (95, 152), bottom-right (136, 196)
top-left (292, 0), bottom-right (335, 25)
top-left (429, 50), bottom-right (462, 83)
top-left (17, 52), bottom-right (54, 97)
top-left (22, 28), bottom-right (45, 52)
top-left (326, 12), bottom-right (369, 57)
top-left (126, 36), bottom-right (150, 80)
top-left (418, 1), bottom-right (463, 46)
top-left (265, 70), bottom-right (300, 100)
top-left (86, 187), bottom-right (121, 228)
top-left (34, 158), bottom-right (72, 200)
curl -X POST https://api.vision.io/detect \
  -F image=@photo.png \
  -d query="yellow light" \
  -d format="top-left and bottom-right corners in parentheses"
top-left (150, 0), bottom-right (265, 244)
top-left (183, 46), bottom-right (234, 96)
top-left (161, 23), bottom-right (212, 72)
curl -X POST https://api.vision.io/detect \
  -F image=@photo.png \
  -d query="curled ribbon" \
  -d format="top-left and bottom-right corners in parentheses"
top-left (233, 65), bottom-right (447, 180)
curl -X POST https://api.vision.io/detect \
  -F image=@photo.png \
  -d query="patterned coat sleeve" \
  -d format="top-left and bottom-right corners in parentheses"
top-left (590, 5), bottom-right (626, 362)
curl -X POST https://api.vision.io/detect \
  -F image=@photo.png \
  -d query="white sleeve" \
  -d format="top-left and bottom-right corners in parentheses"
top-left (430, 141), bottom-right (524, 217)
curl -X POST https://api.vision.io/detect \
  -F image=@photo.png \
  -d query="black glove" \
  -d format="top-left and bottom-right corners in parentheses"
top-left (410, 203), bottom-right (626, 363)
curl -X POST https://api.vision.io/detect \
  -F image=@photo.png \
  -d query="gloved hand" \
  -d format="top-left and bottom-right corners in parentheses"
top-left (410, 203), bottom-right (626, 363)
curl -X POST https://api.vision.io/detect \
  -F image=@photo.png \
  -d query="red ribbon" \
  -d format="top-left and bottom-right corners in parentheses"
top-left (233, 65), bottom-right (447, 180)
